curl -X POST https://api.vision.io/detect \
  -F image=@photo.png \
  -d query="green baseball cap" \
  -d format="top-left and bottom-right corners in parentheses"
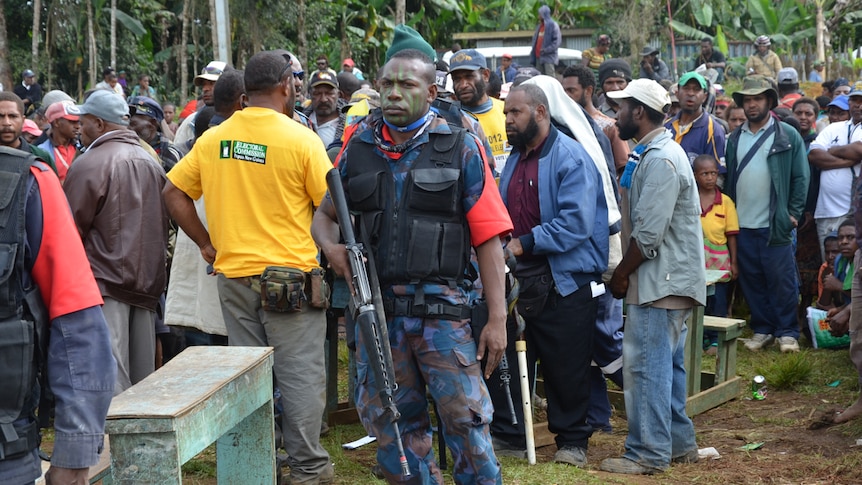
top-left (678, 72), bottom-right (707, 90)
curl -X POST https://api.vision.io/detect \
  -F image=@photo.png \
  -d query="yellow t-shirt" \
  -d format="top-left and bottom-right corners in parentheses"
top-left (474, 97), bottom-right (510, 172)
top-left (168, 107), bottom-right (332, 277)
top-left (701, 190), bottom-right (740, 246)
top-left (582, 49), bottom-right (610, 71)
top-left (343, 100), bottom-right (371, 133)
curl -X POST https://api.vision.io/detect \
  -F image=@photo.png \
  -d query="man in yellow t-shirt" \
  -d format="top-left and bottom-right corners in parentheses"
top-left (582, 34), bottom-right (612, 75)
top-left (450, 49), bottom-right (510, 173)
top-left (163, 50), bottom-right (334, 485)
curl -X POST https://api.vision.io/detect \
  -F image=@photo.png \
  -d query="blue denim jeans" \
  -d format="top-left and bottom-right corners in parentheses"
top-left (622, 304), bottom-right (697, 470)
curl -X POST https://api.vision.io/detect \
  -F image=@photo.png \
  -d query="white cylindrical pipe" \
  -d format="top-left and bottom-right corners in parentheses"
top-left (516, 340), bottom-right (536, 465)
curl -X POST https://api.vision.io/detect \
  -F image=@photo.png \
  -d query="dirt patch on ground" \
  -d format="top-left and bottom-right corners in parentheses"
top-left (573, 389), bottom-right (862, 484)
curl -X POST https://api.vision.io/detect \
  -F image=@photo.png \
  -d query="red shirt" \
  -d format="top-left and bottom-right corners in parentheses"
top-left (536, 23), bottom-right (546, 58)
top-left (29, 165), bottom-right (103, 319)
top-left (53, 144), bottom-right (77, 182)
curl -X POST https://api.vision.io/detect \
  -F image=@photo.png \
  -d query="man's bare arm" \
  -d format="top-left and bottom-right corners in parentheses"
top-left (475, 236), bottom-right (508, 378)
top-left (808, 148), bottom-right (857, 170)
top-left (828, 141), bottom-right (862, 162)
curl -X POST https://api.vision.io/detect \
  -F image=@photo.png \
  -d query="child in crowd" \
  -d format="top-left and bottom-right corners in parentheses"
top-left (825, 219), bottom-right (857, 337)
top-left (694, 154), bottom-right (739, 354)
top-left (724, 102), bottom-right (746, 133)
top-left (816, 231), bottom-right (841, 310)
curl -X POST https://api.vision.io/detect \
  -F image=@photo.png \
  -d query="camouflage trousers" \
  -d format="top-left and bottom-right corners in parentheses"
top-left (354, 314), bottom-right (502, 485)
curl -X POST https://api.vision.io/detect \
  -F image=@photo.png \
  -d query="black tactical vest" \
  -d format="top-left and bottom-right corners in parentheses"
top-left (0, 147), bottom-right (49, 460)
top-left (345, 126), bottom-right (471, 288)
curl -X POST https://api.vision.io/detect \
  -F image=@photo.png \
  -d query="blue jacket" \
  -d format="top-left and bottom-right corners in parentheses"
top-left (530, 6), bottom-right (561, 66)
top-left (499, 127), bottom-right (609, 297)
top-left (496, 65), bottom-right (519, 84)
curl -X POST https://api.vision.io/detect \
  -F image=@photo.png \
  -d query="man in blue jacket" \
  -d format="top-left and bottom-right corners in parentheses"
top-left (530, 5), bottom-right (561, 77)
top-left (500, 83), bottom-right (609, 468)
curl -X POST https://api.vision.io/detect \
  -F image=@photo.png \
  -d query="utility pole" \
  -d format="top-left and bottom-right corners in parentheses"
top-left (213, 0), bottom-right (231, 65)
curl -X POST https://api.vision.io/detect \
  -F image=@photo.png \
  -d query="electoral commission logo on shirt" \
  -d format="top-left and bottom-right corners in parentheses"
top-left (220, 140), bottom-right (267, 164)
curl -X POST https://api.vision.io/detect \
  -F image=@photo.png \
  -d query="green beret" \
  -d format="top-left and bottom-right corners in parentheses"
top-left (385, 24), bottom-right (437, 63)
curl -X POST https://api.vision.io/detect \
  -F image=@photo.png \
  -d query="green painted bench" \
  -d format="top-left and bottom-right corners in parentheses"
top-left (686, 315), bottom-right (747, 416)
top-left (105, 346), bottom-right (275, 484)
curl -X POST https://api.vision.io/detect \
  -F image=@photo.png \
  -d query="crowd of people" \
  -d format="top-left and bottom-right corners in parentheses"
top-left (4, 8), bottom-right (862, 484)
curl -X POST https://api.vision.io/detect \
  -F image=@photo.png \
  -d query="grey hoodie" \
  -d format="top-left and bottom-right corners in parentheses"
top-left (530, 5), bottom-right (561, 66)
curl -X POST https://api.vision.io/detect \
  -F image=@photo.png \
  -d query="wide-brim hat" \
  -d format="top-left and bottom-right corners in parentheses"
top-left (640, 46), bottom-right (659, 57)
top-left (731, 75), bottom-right (778, 109)
top-left (341, 88), bottom-right (381, 113)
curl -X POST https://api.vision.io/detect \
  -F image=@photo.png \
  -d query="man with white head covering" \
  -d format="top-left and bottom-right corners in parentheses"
top-left (499, 81), bottom-right (608, 467)
top-left (523, 74), bottom-right (626, 434)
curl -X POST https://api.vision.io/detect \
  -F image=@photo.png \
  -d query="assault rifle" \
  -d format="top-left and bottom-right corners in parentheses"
top-left (471, 299), bottom-right (518, 426)
top-left (325, 169), bottom-right (411, 478)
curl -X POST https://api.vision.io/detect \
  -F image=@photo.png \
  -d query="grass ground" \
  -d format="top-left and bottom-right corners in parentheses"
top-left (173, 323), bottom-right (862, 484)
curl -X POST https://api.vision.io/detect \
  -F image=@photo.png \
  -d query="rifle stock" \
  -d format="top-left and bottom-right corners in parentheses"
top-left (325, 169), bottom-right (411, 478)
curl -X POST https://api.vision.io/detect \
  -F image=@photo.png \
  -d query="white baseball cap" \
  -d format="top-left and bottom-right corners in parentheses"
top-left (606, 78), bottom-right (671, 114)
top-left (194, 61), bottom-right (227, 86)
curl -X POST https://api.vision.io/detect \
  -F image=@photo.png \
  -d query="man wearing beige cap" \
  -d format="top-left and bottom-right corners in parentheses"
top-left (602, 79), bottom-right (705, 475)
top-left (174, 60), bottom-right (228, 154)
top-left (38, 100), bottom-right (81, 182)
top-left (64, 89), bottom-right (168, 395)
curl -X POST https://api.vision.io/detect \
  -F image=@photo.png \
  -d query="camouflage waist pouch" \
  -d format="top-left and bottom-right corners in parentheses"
top-left (260, 266), bottom-right (306, 312)
top-left (306, 267), bottom-right (331, 309)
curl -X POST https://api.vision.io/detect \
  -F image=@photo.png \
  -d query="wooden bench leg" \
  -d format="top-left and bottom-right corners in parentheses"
top-left (685, 306), bottom-right (705, 396)
top-left (714, 338), bottom-right (731, 383)
top-left (712, 331), bottom-right (739, 385)
top-left (110, 432), bottom-right (182, 484)
top-left (217, 401), bottom-right (276, 484)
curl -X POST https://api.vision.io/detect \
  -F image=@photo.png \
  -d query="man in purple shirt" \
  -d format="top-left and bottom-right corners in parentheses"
top-left (665, 72), bottom-right (726, 168)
